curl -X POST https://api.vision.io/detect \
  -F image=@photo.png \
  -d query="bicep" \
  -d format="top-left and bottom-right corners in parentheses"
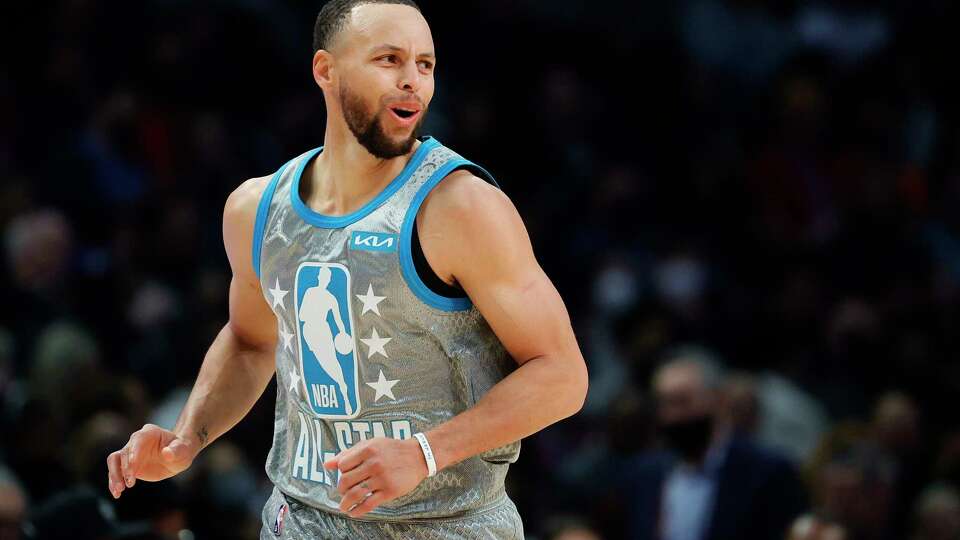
top-left (468, 263), bottom-right (578, 366)
top-left (227, 274), bottom-right (277, 350)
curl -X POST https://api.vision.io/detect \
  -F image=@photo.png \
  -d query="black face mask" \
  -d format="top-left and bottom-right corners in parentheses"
top-left (659, 414), bottom-right (713, 463)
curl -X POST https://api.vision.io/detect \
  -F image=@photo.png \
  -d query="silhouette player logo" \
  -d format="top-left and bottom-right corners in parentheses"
top-left (294, 262), bottom-right (360, 418)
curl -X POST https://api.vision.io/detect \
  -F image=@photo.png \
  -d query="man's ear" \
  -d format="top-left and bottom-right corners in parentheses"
top-left (313, 49), bottom-right (335, 89)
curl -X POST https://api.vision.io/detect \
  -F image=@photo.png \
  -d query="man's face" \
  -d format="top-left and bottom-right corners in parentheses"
top-left (327, 4), bottom-right (435, 159)
top-left (653, 363), bottom-right (715, 425)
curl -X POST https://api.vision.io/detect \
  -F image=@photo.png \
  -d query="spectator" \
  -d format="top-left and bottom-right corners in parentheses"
top-left (807, 432), bottom-right (897, 540)
top-left (621, 347), bottom-right (808, 540)
top-left (910, 484), bottom-right (960, 540)
top-left (720, 371), bottom-right (760, 436)
top-left (541, 515), bottom-right (604, 540)
top-left (872, 392), bottom-right (926, 537)
top-left (755, 371), bottom-right (830, 464)
top-left (0, 466), bottom-right (26, 540)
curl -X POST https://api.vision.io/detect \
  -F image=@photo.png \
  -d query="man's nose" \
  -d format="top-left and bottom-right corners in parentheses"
top-left (397, 60), bottom-right (421, 93)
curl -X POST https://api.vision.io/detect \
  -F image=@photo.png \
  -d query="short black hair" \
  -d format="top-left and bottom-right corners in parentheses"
top-left (313, 0), bottom-right (421, 53)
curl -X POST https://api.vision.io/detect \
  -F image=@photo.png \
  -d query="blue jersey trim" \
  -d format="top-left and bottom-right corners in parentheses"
top-left (464, 161), bottom-right (500, 189)
top-left (400, 158), bottom-right (497, 312)
top-left (290, 136), bottom-right (439, 229)
top-left (252, 158), bottom-right (295, 278)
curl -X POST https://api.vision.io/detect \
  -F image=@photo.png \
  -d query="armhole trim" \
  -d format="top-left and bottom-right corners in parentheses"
top-left (399, 158), bottom-right (500, 312)
top-left (252, 158), bottom-right (295, 279)
top-left (465, 161), bottom-right (500, 190)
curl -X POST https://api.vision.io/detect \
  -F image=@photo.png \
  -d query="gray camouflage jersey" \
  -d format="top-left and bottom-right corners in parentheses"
top-left (252, 135), bottom-right (522, 537)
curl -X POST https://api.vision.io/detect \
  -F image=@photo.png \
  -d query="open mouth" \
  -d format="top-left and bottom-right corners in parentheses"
top-left (387, 103), bottom-right (421, 126)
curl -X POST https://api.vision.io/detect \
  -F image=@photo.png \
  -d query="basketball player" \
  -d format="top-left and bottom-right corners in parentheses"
top-left (106, 1), bottom-right (589, 538)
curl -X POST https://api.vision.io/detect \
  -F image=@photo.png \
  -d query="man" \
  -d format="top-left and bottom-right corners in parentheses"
top-left (105, 1), bottom-right (589, 538)
top-left (0, 466), bottom-right (26, 540)
top-left (622, 348), bottom-right (806, 540)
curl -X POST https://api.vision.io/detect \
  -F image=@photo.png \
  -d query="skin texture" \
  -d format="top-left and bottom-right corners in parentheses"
top-left (107, 2), bottom-right (589, 518)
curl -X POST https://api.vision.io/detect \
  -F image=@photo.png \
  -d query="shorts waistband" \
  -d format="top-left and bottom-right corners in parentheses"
top-left (279, 488), bottom-right (512, 524)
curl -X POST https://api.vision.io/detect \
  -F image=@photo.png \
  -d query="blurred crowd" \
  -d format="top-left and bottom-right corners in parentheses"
top-left (2, 0), bottom-right (960, 539)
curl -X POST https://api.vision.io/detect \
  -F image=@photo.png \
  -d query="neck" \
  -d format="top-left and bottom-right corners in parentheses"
top-left (306, 119), bottom-right (421, 216)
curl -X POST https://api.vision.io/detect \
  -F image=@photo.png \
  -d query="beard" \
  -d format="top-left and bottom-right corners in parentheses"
top-left (339, 80), bottom-right (426, 159)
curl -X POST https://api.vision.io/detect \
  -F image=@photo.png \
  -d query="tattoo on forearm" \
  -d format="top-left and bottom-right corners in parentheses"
top-left (197, 425), bottom-right (209, 448)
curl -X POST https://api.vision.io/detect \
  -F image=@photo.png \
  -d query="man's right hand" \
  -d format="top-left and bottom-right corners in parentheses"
top-left (106, 423), bottom-right (199, 499)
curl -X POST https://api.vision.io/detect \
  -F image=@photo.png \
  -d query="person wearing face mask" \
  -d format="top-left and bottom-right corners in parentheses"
top-left (620, 347), bottom-right (808, 540)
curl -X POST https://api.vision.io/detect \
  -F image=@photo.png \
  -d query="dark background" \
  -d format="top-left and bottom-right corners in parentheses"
top-left (2, 1), bottom-right (960, 539)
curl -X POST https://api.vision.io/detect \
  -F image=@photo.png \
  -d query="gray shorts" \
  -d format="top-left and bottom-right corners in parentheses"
top-left (259, 486), bottom-right (524, 540)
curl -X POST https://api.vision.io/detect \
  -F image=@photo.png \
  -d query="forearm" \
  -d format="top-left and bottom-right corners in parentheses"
top-left (425, 354), bottom-right (587, 471)
top-left (172, 323), bottom-right (276, 449)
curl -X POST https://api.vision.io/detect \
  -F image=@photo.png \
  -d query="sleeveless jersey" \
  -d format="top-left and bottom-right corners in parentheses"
top-left (252, 135), bottom-right (522, 521)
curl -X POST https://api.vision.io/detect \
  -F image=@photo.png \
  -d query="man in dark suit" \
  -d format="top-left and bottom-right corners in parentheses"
top-left (622, 348), bottom-right (808, 540)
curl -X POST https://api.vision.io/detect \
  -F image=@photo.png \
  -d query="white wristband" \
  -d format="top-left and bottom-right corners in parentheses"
top-left (413, 432), bottom-right (437, 477)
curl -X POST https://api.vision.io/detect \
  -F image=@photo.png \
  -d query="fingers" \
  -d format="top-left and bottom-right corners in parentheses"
top-left (119, 444), bottom-right (133, 489)
top-left (114, 424), bottom-right (160, 495)
top-left (331, 442), bottom-right (372, 474)
top-left (106, 451), bottom-right (124, 499)
top-left (125, 430), bottom-right (151, 487)
top-left (339, 478), bottom-right (379, 514)
top-left (336, 461), bottom-right (372, 496)
top-left (347, 490), bottom-right (386, 518)
top-left (121, 434), bottom-right (146, 488)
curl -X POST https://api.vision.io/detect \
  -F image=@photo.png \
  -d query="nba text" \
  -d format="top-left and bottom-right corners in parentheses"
top-left (311, 384), bottom-right (339, 408)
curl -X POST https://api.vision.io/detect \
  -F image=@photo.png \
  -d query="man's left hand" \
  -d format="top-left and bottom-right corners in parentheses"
top-left (323, 436), bottom-right (429, 517)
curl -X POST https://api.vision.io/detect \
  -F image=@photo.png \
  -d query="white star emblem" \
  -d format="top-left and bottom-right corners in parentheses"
top-left (288, 369), bottom-right (301, 395)
top-left (279, 320), bottom-right (294, 352)
top-left (365, 369), bottom-right (399, 402)
top-left (268, 277), bottom-right (289, 311)
top-left (360, 327), bottom-right (392, 359)
top-left (356, 284), bottom-right (386, 316)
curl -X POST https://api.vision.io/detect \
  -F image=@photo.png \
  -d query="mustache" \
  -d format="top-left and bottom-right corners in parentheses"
top-left (382, 95), bottom-right (426, 109)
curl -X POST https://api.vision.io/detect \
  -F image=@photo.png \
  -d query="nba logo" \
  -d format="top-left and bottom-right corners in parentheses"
top-left (294, 262), bottom-right (361, 418)
top-left (273, 503), bottom-right (286, 536)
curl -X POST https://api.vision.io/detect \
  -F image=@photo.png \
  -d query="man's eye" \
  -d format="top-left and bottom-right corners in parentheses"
top-left (418, 61), bottom-right (433, 70)
top-left (379, 55), bottom-right (397, 63)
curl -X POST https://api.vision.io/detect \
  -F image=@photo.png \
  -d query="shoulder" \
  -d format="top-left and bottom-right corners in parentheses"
top-left (222, 175), bottom-right (272, 275)
top-left (422, 167), bottom-right (508, 214)
top-left (419, 168), bottom-right (520, 240)
top-left (417, 168), bottom-right (528, 272)
top-left (224, 175), bottom-right (272, 226)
